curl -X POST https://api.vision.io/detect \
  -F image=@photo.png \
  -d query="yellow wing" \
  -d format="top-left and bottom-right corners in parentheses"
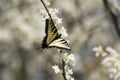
top-left (45, 19), bottom-right (60, 45)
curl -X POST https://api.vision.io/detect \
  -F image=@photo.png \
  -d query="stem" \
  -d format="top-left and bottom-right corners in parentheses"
top-left (40, 0), bottom-right (56, 26)
top-left (62, 59), bottom-right (67, 80)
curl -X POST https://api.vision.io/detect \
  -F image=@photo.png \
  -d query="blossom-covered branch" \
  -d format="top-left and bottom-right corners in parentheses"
top-left (93, 46), bottom-right (120, 80)
top-left (40, 0), bottom-right (75, 80)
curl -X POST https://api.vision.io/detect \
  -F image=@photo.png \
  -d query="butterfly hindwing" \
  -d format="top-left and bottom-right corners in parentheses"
top-left (49, 38), bottom-right (71, 50)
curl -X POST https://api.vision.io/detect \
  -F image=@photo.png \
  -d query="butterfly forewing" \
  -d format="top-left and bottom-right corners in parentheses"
top-left (45, 19), bottom-right (60, 45)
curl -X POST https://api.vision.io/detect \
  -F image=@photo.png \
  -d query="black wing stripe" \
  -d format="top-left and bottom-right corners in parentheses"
top-left (59, 39), bottom-right (69, 46)
top-left (62, 41), bottom-right (68, 45)
top-left (50, 20), bottom-right (55, 28)
top-left (50, 23), bottom-right (57, 34)
top-left (60, 39), bottom-right (69, 46)
top-left (45, 19), bottom-right (49, 34)
top-left (62, 41), bottom-right (69, 46)
top-left (47, 19), bottom-right (58, 35)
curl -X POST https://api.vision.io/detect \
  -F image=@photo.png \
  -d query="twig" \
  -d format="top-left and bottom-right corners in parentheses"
top-left (103, 0), bottom-right (120, 38)
top-left (62, 59), bottom-right (67, 80)
top-left (40, 0), bottom-right (56, 26)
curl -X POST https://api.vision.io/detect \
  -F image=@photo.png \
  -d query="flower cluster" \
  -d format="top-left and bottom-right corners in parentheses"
top-left (64, 65), bottom-right (74, 80)
top-left (62, 53), bottom-right (76, 66)
top-left (93, 46), bottom-right (120, 80)
top-left (52, 53), bottom-right (75, 80)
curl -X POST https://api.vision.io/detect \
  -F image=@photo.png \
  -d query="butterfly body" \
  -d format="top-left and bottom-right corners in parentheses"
top-left (41, 19), bottom-right (71, 50)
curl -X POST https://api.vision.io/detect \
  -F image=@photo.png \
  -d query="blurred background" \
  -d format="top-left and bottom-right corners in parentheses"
top-left (0, 0), bottom-right (120, 80)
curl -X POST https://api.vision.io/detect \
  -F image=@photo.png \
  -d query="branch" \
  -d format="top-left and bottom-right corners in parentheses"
top-left (103, 0), bottom-right (120, 38)
top-left (40, 0), bottom-right (56, 27)
top-left (62, 59), bottom-right (67, 80)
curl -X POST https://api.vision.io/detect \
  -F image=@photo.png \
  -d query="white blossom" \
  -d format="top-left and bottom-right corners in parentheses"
top-left (95, 52), bottom-right (100, 57)
top-left (93, 46), bottom-right (107, 57)
top-left (61, 53), bottom-right (76, 66)
top-left (67, 69), bottom-right (73, 75)
top-left (52, 65), bottom-right (61, 74)
top-left (56, 18), bottom-right (62, 24)
top-left (115, 72), bottom-right (120, 80)
top-left (44, 0), bottom-right (50, 6)
top-left (93, 46), bottom-right (102, 52)
top-left (66, 74), bottom-right (71, 79)
top-left (63, 65), bottom-right (75, 80)
top-left (40, 8), bottom-right (59, 21)
top-left (115, 61), bottom-right (120, 69)
top-left (67, 54), bottom-right (76, 66)
top-left (59, 26), bottom-right (68, 37)
top-left (71, 77), bottom-right (75, 80)
top-left (93, 46), bottom-right (103, 57)
top-left (106, 47), bottom-right (117, 54)
top-left (40, 10), bottom-right (48, 20)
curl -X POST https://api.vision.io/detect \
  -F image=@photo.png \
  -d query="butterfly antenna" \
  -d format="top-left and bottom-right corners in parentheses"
top-left (40, 0), bottom-right (55, 23)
